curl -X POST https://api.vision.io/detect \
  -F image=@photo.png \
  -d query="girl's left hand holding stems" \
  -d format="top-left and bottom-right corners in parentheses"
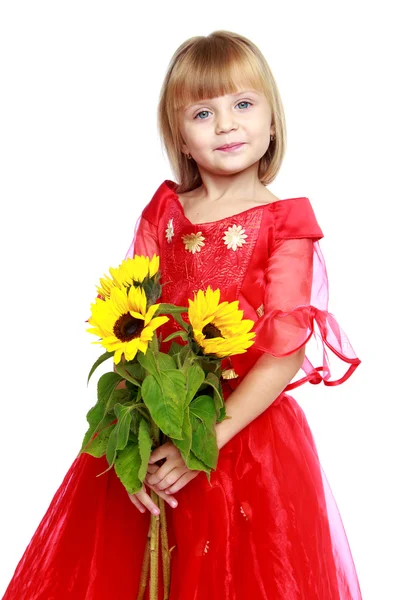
top-left (128, 441), bottom-right (200, 515)
top-left (146, 441), bottom-right (201, 494)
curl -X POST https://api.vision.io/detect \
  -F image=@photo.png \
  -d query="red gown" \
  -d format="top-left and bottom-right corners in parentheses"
top-left (3, 179), bottom-right (363, 599)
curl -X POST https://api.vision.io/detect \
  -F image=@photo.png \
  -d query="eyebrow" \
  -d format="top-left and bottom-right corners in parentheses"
top-left (185, 90), bottom-right (261, 112)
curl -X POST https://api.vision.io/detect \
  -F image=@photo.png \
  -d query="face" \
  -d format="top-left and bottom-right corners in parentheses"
top-left (179, 88), bottom-right (274, 176)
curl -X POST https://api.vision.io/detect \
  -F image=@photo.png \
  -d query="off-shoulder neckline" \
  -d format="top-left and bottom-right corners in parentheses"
top-left (163, 179), bottom-right (308, 227)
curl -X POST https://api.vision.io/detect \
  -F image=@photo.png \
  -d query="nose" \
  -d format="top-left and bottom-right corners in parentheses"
top-left (215, 108), bottom-right (238, 134)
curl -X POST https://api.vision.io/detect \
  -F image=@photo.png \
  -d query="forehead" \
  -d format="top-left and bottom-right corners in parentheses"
top-left (184, 88), bottom-right (263, 110)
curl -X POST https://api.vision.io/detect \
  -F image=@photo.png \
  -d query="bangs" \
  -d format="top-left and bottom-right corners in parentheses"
top-left (169, 41), bottom-right (268, 112)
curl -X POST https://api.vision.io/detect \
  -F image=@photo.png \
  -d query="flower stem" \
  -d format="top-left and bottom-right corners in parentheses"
top-left (137, 519), bottom-right (151, 600)
top-left (150, 489), bottom-right (160, 600)
top-left (158, 495), bottom-right (171, 599)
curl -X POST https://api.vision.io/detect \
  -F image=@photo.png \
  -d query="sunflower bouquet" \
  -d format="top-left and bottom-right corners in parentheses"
top-left (79, 253), bottom-right (256, 599)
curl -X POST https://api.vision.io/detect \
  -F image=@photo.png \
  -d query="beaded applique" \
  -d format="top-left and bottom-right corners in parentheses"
top-left (222, 224), bottom-right (248, 251)
top-left (182, 231), bottom-right (205, 254)
top-left (165, 218), bottom-right (174, 243)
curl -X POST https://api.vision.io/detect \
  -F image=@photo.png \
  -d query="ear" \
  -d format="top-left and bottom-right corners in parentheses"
top-left (180, 141), bottom-right (189, 156)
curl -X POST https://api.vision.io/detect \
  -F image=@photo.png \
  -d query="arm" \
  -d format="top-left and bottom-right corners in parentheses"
top-left (215, 346), bottom-right (305, 451)
top-left (215, 237), bottom-right (313, 450)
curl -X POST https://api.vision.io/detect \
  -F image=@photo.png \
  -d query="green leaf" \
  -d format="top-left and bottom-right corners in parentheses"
top-left (114, 363), bottom-right (141, 387)
top-left (217, 404), bottom-right (228, 422)
top-left (137, 348), bottom-right (177, 384)
top-left (184, 364), bottom-right (206, 406)
top-left (155, 302), bottom-right (189, 314)
top-left (137, 419), bottom-right (152, 483)
top-left (105, 403), bottom-right (134, 468)
top-left (97, 372), bottom-right (124, 407)
top-left (162, 330), bottom-right (188, 343)
top-left (189, 395), bottom-right (219, 470)
top-left (179, 345), bottom-right (192, 363)
top-left (107, 387), bottom-right (131, 412)
top-left (122, 361), bottom-right (146, 381)
top-left (87, 350), bottom-right (114, 384)
top-left (80, 422), bottom-right (116, 458)
top-left (155, 303), bottom-right (189, 330)
top-left (141, 372), bottom-right (186, 439)
top-left (114, 442), bottom-right (143, 495)
top-left (137, 348), bottom-right (163, 380)
top-left (157, 352), bottom-right (177, 370)
top-left (79, 380), bottom-right (128, 455)
top-left (186, 449), bottom-right (211, 474)
top-left (167, 341), bottom-right (186, 356)
top-left (172, 408), bottom-right (192, 462)
top-left (203, 372), bottom-right (225, 418)
top-left (78, 407), bottom-right (116, 456)
top-left (78, 372), bottom-right (125, 452)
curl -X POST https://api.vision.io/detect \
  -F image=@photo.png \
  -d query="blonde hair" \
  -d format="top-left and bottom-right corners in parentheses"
top-left (157, 30), bottom-right (287, 193)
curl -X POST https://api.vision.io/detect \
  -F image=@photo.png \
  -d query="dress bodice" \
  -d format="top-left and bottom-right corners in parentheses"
top-left (127, 179), bottom-right (360, 390)
top-left (160, 192), bottom-right (265, 307)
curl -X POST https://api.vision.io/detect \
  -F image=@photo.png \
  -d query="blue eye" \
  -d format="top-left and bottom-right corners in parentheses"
top-left (237, 101), bottom-right (252, 109)
top-left (194, 101), bottom-right (253, 120)
top-left (195, 110), bottom-right (210, 120)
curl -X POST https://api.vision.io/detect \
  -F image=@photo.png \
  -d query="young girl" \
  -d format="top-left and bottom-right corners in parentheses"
top-left (3, 30), bottom-right (363, 599)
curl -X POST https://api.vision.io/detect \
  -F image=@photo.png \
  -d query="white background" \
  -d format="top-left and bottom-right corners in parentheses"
top-left (1, 1), bottom-right (416, 598)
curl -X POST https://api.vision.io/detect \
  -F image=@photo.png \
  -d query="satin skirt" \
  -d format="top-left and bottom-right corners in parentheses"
top-left (2, 391), bottom-right (362, 600)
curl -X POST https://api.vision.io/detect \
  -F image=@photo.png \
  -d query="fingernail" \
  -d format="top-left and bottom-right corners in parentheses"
top-left (171, 500), bottom-right (178, 507)
top-left (152, 508), bottom-right (160, 515)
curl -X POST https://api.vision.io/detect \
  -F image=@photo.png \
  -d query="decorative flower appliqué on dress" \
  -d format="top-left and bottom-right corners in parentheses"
top-left (182, 231), bottom-right (205, 254)
top-left (165, 218), bottom-right (174, 243)
top-left (222, 224), bottom-right (248, 251)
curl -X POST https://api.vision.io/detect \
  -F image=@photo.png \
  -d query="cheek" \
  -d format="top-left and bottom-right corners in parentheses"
top-left (247, 127), bottom-right (269, 144)
top-left (189, 130), bottom-right (211, 151)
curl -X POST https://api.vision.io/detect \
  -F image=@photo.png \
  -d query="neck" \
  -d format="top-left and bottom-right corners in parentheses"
top-left (196, 164), bottom-right (265, 205)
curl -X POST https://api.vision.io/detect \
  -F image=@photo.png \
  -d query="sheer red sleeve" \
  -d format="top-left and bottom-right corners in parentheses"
top-left (250, 210), bottom-right (361, 390)
top-left (86, 200), bottom-right (161, 324)
top-left (124, 213), bottom-right (159, 260)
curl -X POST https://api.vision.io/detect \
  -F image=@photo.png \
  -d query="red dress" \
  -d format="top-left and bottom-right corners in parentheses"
top-left (3, 180), bottom-right (363, 599)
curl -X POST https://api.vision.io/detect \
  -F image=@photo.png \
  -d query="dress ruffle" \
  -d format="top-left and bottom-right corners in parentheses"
top-left (232, 227), bottom-right (361, 390)
top-left (251, 304), bottom-right (361, 390)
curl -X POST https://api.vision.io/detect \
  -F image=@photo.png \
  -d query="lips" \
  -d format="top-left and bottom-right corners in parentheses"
top-left (216, 142), bottom-right (244, 150)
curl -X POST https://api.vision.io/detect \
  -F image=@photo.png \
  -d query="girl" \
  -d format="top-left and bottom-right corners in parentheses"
top-left (3, 30), bottom-right (363, 599)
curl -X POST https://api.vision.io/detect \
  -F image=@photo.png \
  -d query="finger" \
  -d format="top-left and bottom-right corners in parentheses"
top-left (146, 462), bottom-right (177, 487)
top-left (165, 470), bottom-right (199, 494)
top-left (149, 440), bottom-right (179, 464)
top-left (148, 443), bottom-right (169, 464)
top-left (128, 493), bottom-right (146, 513)
top-left (135, 485), bottom-right (161, 515)
top-left (147, 482), bottom-right (179, 509)
top-left (147, 464), bottom-right (159, 473)
top-left (154, 467), bottom-right (185, 492)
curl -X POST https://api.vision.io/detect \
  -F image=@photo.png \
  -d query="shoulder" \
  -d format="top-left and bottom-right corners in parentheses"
top-left (141, 180), bottom-right (174, 226)
top-left (268, 196), bottom-right (324, 240)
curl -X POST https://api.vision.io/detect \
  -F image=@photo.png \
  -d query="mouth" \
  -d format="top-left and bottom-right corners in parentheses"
top-left (216, 142), bottom-right (245, 151)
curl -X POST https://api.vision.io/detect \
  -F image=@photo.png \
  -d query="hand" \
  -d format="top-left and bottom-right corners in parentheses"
top-left (145, 440), bottom-right (201, 494)
top-left (127, 466), bottom-right (179, 515)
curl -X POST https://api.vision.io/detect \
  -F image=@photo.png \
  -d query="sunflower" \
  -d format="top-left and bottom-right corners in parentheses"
top-left (87, 284), bottom-right (169, 363)
top-left (188, 286), bottom-right (256, 358)
top-left (96, 254), bottom-right (160, 299)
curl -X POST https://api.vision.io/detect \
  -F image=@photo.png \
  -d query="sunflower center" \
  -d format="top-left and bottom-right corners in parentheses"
top-left (114, 313), bottom-right (144, 342)
top-left (202, 322), bottom-right (223, 339)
